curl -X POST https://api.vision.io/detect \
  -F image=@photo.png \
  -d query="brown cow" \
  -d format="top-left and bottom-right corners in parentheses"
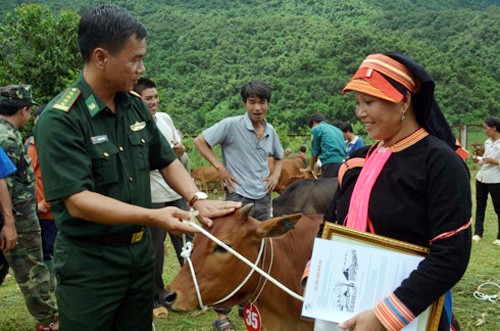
top-left (165, 205), bottom-right (322, 331)
top-left (191, 166), bottom-right (223, 192)
top-left (271, 156), bottom-right (317, 193)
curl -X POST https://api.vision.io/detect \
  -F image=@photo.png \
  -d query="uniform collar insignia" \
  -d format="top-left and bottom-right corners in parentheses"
top-left (85, 94), bottom-right (100, 117)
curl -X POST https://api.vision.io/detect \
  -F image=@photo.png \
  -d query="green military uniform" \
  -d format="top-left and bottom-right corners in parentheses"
top-left (35, 75), bottom-right (176, 331)
top-left (0, 116), bottom-right (58, 324)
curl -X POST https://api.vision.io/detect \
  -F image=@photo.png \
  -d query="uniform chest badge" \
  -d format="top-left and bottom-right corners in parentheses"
top-left (130, 121), bottom-right (146, 131)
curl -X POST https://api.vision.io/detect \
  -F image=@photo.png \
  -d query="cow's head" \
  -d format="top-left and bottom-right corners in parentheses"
top-left (165, 203), bottom-right (302, 311)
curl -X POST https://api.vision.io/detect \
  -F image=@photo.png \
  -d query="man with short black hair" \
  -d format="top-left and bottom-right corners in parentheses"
top-left (35, 4), bottom-right (240, 331)
top-left (303, 113), bottom-right (346, 177)
top-left (333, 120), bottom-right (365, 157)
top-left (133, 77), bottom-right (193, 318)
top-left (195, 80), bottom-right (284, 330)
top-left (0, 84), bottom-right (59, 331)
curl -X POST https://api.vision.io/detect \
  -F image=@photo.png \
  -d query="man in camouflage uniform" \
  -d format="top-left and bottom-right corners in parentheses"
top-left (0, 84), bottom-right (58, 331)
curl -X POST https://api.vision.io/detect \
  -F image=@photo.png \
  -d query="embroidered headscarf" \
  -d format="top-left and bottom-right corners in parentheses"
top-left (342, 52), bottom-right (466, 231)
top-left (344, 52), bottom-right (467, 158)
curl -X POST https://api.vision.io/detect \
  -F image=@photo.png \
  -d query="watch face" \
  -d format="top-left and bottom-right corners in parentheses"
top-left (190, 192), bottom-right (209, 207)
top-left (197, 192), bottom-right (208, 199)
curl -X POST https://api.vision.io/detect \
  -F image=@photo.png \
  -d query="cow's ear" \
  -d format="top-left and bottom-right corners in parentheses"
top-left (240, 203), bottom-right (254, 219)
top-left (256, 213), bottom-right (302, 239)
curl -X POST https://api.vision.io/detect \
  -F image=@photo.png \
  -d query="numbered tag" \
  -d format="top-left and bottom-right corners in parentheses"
top-left (243, 303), bottom-right (261, 331)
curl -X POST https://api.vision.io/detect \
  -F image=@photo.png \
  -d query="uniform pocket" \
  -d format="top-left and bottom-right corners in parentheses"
top-left (86, 142), bottom-right (120, 186)
top-left (127, 130), bottom-right (151, 170)
top-left (53, 235), bottom-right (74, 286)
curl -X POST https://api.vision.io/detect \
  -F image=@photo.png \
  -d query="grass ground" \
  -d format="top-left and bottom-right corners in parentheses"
top-left (0, 170), bottom-right (498, 330)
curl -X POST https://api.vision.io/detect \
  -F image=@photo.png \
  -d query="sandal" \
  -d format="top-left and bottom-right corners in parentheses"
top-left (213, 316), bottom-right (236, 331)
top-left (35, 315), bottom-right (59, 331)
top-left (153, 306), bottom-right (169, 319)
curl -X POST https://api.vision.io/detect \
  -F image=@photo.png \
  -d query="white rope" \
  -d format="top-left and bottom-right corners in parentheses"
top-left (180, 233), bottom-right (208, 311)
top-left (211, 240), bottom-right (265, 305)
top-left (251, 238), bottom-right (274, 304)
top-left (184, 209), bottom-right (304, 302)
top-left (473, 282), bottom-right (499, 304)
top-left (179, 218), bottom-right (265, 309)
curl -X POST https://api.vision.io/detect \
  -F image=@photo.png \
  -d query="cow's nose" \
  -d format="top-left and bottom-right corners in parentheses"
top-left (163, 289), bottom-right (177, 309)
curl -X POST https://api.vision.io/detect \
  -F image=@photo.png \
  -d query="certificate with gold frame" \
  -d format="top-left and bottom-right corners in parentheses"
top-left (301, 222), bottom-right (444, 331)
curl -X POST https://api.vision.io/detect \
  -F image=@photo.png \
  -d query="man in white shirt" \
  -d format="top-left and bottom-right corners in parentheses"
top-left (133, 78), bottom-right (193, 317)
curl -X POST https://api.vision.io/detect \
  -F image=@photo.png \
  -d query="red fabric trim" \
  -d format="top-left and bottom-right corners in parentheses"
top-left (338, 157), bottom-right (365, 187)
top-left (430, 218), bottom-right (472, 244)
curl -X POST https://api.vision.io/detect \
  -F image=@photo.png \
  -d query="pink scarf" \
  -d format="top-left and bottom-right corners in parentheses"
top-left (345, 145), bottom-right (393, 232)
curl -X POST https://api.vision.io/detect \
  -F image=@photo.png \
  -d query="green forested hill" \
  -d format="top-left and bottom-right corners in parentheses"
top-left (0, 0), bottom-right (498, 134)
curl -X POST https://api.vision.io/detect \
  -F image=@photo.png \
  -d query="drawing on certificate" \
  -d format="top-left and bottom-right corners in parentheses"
top-left (302, 231), bottom-right (441, 331)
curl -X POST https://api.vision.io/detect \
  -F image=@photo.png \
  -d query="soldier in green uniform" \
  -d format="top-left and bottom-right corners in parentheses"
top-left (0, 84), bottom-right (59, 330)
top-left (34, 5), bottom-right (240, 331)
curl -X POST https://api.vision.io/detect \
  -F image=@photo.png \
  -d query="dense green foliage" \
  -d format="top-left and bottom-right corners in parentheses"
top-left (0, 0), bottom-right (498, 135)
top-left (0, 4), bottom-right (80, 103)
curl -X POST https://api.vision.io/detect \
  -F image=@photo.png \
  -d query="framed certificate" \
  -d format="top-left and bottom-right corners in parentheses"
top-left (301, 222), bottom-right (444, 331)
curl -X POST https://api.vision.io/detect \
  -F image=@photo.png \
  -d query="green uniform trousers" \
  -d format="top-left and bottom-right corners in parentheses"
top-left (4, 230), bottom-right (58, 324)
top-left (54, 231), bottom-right (154, 331)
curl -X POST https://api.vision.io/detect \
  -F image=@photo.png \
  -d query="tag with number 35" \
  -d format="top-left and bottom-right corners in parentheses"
top-left (243, 303), bottom-right (261, 331)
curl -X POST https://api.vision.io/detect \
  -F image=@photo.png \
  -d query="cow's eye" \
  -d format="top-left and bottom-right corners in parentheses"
top-left (214, 244), bottom-right (229, 253)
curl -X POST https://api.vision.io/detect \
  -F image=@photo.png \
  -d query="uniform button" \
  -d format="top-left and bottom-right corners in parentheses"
top-left (141, 138), bottom-right (145, 144)
top-left (129, 177), bottom-right (133, 181)
top-left (119, 147), bottom-right (124, 152)
top-left (103, 152), bottom-right (109, 158)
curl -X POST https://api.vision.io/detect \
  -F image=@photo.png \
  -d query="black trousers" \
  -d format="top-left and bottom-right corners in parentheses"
top-left (474, 180), bottom-right (500, 239)
top-left (322, 162), bottom-right (342, 178)
top-left (0, 250), bottom-right (9, 285)
top-left (150, 199), bottom-right (193, 307)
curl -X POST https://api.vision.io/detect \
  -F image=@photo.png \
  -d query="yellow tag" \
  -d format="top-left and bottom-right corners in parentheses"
top-left (131, 230), bottom-right (144, 243)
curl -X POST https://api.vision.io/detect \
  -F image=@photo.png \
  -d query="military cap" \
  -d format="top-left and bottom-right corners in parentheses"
top-left (0, 84), bottom-right (39, 106)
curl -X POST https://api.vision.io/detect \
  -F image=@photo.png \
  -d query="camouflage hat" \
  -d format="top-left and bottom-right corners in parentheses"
top-left (0, 84), bottom-right (39, 106)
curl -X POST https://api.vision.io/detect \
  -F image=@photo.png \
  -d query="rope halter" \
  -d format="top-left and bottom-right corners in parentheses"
top-left (180, 209), bottom-right (304, 311)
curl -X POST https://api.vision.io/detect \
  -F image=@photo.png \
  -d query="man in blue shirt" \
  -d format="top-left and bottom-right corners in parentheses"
top-left (303, 113), bottom-right (346, 177)
top-left (333, 120), bottom-right (365, 157)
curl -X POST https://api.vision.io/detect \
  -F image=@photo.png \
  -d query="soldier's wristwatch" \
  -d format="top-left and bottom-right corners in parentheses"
top-left (189, 192), bottom-right (208, 207)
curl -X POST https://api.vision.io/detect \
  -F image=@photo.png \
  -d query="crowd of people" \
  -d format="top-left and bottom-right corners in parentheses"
top-left (0, 4), bottom-right (498, 331)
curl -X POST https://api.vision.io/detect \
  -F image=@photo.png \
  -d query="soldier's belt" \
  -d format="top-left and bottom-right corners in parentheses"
top-left (82, 228), bottom-right (145, 245)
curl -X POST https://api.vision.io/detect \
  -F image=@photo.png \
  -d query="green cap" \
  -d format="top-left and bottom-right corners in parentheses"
top-left (0, 84), bottom-right (39, 106)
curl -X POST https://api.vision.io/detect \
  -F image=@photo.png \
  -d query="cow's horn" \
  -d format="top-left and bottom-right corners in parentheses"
top-left (240, 203), bottom-right (254, 218)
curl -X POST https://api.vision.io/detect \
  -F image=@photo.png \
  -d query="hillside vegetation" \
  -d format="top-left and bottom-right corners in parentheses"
top-left (0, 0), bottom-right (498, 134)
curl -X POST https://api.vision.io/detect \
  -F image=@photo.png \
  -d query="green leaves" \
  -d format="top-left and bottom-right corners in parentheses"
top-left (0, 4), bottom-right (80, 105)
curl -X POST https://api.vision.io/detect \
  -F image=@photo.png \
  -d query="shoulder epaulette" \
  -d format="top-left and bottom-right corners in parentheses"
top-left (129, 90), bottom-right (141, 98)
top-left (52, 87), bottom-right (81, 113)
